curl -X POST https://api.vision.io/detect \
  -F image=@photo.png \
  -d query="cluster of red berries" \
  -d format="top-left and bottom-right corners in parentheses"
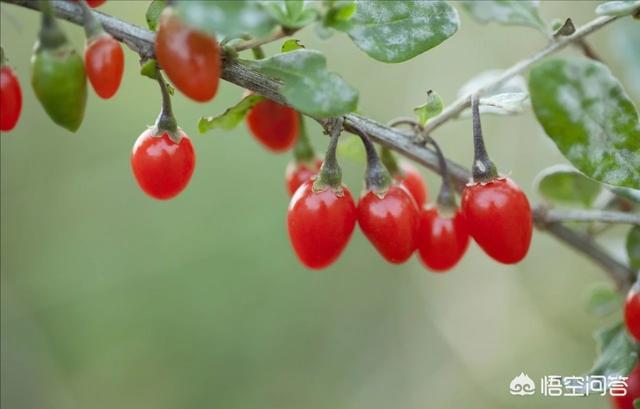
top-left (1, 0), bottom-right (120, 133)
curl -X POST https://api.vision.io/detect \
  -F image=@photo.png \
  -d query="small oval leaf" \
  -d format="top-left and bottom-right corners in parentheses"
top-left (627, 225), bottom-right (640, 270)
top-left (342, 0), bottom-right (460, 63)
top-left (596, 0), bottom-right (640, 17)
top-left (175, 1), bottom-right (278, 40)
top-left (534, 164), bottom-right (603, 207)
top-left (241, 50), bottom-right (359, 118)
top-left (199, 94), bottom-right (264, 133)
top-left (590, 322), bottom-right (638, 378)
top-left (145, 0), bottom-right (167, 31)
top-left (461, 0), bottom-right (547, 33)
top-left (529, 58), bottom-right (640, 189)
top-left (414, 90), bottom-right (444, 125)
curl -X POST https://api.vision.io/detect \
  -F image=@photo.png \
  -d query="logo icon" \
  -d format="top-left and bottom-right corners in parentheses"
top-left (510, 372), bottom-right (536, 396)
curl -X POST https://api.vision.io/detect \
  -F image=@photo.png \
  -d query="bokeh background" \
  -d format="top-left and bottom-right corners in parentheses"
top-left (2, 1), bottom-right (639, 408)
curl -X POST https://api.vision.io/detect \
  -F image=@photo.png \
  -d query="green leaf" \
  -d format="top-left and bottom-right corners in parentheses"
top-left (281, 39), bottom-right (305, 53)
top-left (534, 164), bottom-right (603, 207)
top-left (458, 70), bottom-right (529, 116)
top-left (241, 50), bottom-right (358, 117)
top-left (265, 1), bottom-right (318, 29)
top-left (337, 134), bottom-right (365, 164)
top-left (612, 187), bottom-right (640, 205)
top-left (589, 322), bottom-right (638, 378)
top-left (585, 283), bottom-right (622, 318)
top-left (175, 1), bottom-right (278, 40)
top-left (339, 1), bottom-right (459, 63)
top-left (596, 0), bottom-right (640, 17)
top-left (635, 398), bottom-right (640, 409)
top-left (414, 91), bottom-right (443, 125)
top-left (479, 92), bottom-right (528, 115)
top-left (529, 58), bottom-right (640, 189)
top-left (145, 0), bottom-right (167, 31)
top-left (323, 0), bottom-right (357, 31)
top-left (611, 19), bottom-right (640, 98)
top-left (627, 225), bottom-right (640, 270)
top-left (199, 95), bottom-right (264, 133)
top-left (140, 58), bottom-right (158, 80)
top-left (460, 0), bottom-right (547, 33)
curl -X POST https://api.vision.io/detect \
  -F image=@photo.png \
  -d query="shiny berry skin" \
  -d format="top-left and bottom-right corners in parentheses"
top-left (624, 283), bottom-right (640, 343)
top-left (396, 161), bottom-right (428, 209)
top-left (285, 159), bottom-right (322, 197)
top-left (417, 207), bottom-right (469, 272)
top-left (131, 129), bottom-right (196, 200)
top-left (84, 34), bottom-right (124, 99)
top-left (247, 99), bottom-right (299, 152)
top-left (288, 181), bottom-right (357, 269)
top-left (358, 185), bottom-right (420, 264)
top-left (155, 8), bottom-right (220, 102)
top-left (0, 65), bottom-right (22, 132)
top-left (461, 178), bottom-right (532, 264)
top-left (72, 0), bottom-right (106, 7)
top-left (611, 363), bottom-right (640, 409)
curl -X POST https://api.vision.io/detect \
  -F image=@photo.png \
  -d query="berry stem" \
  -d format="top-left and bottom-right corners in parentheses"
top-left (78, 0), bottom-right (104, 40)
top-left (38, 0), bottom-right (67, 49)
top-left (471, 95), bottom-right (498, 183)
top-left (153, 67), bottom-right (179, 140)
top-left (313, 117), bottom-right (344, 193)
top-left (425, 136), bottom-right (457, 212)
top-left (293, 113), bottom-right (315, 164)
top-left (380, 147), bottom-right (400, 176)
top-left (252, 46), bottom-right (265, 60)
top-left (353, 126), bottom-right (392, 196)
top-left (0, 46), bottom-right (6, 66)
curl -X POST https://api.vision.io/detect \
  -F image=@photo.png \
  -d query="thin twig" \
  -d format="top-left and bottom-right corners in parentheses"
top-left (533, 215), bottom-right (635, 292)
top-left (537, 208), bottom-right (640, 226)
top-left (1, 0), bottom-right (634, 290)
top-left (233, 26), bottom-right (295, 52)
top-left (422, 14), bottom-right (619, 135)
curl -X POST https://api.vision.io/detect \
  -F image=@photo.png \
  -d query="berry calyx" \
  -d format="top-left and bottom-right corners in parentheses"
top-left (155, 8), bottom-right (220, 102)
top-left (461, 95), bottom-right (532, 264)
top-left (79, 2), bottom-right (124, 99)
top-left (611, 362), bottom-right (640, 409)
top-left (381, 148), bottom-right (428, 209)
top-left (246, 98), bottom-right (299, 152)
top-left (287, 118), bottom-right (356, 269)
top-left (624, 281), bottom-right (640, 343)
top-left (355, 128), bottom-right (420, 264)
top-left (0, 49), bottom-right (22, 132)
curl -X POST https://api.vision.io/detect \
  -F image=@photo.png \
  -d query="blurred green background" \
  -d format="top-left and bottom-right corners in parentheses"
top-left (1, 1), bottom-right (638, 408)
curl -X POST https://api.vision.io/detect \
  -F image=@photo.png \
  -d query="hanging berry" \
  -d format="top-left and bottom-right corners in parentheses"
top-left (72, 0), bottom-right (106, 8)
top-left (131, 68), bottom-right (195, 200)
top-left (287, 118), bottom-right (356, 269)
top-left (246, 98), bottom-right (300, 152)
top-left (461, 96), bottom-right (533, 264)
top-left (285, 114), bottom-right (321, 196)
top-left (381, 147), bottom-right (428, 208)
top-left (417, 137), bottom-right (469, 272)
top-left (0, 47), bottom-right (22, 132)
top-left (611, 362), bottom-right (640, 409)
top-left (78, 0), bottom-right (124, 99)
top-left (624, 281), bottom-right (640, 343)
top-left (155, 7), bottom-right (220, 102)
top-left (355, 128), bottom-right (420, 264)
top-left (31, 0), bottom-right (87, 132)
